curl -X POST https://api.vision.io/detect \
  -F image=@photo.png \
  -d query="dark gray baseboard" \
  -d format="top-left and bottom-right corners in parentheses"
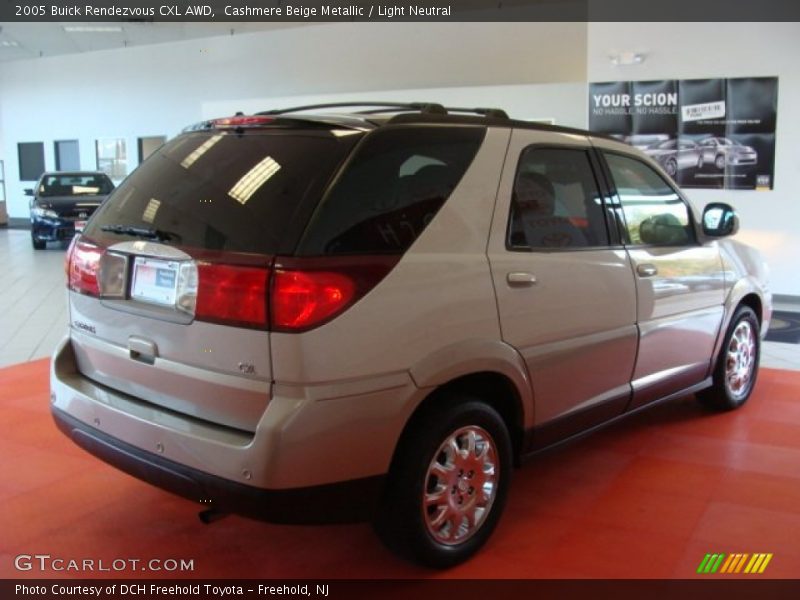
top-left (3, 218), bottom-right (30, 229)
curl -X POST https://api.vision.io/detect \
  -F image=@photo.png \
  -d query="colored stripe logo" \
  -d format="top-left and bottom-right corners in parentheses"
top-left (697, 553), bottom-right (773, 574)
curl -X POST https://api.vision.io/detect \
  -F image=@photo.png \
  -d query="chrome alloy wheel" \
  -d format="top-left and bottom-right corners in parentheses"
top-left (725, 320), bottom-right (756, 400)
top-left (422, 426), bottom-right (499, 545)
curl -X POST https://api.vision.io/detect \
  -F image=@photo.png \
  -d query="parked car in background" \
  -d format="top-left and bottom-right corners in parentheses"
top-left (51, 103), bottom-right (771, 567)
top-left (699, 137), bottom-right (758, 169)
top-left (642, 138), bottom-right (704, 177)
top-left (28, 171), bottom-right (115, 249)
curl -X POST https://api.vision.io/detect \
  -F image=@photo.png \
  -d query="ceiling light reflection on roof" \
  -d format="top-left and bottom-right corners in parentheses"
top-left (142, 198), bottom-right (161, 223)
top-left (330, 129), bottom-right (361, 137)
top-left (181, 134), bottom-right (224, 169)
top-left (228, 156), bottom-right (281, 205)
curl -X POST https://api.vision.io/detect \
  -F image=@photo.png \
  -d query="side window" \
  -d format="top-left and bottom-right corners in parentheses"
top-left (604, 152), bottom-right (694, 246)
top-left (297, 127), bottom-right (484, 255)
top-left (507, 147), bottom-right (609, 250)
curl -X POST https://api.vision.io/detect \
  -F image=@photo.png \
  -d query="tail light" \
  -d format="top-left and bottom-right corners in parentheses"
top-left (195, 263), bottom-right (269, 328)
top-left (66, 239), bottom-right (397, 332)
top-left (67, 239), bottom-right (104, 296)
top-left (272, 270), bottom-right (356, 331)
top-left (268, 256), bottom-right (399, 333)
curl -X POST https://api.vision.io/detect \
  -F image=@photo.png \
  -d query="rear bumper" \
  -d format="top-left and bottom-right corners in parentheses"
top-left (50, 335), bottom-right (422, 522)
top-left (52, 407), bottom-right (383, 524)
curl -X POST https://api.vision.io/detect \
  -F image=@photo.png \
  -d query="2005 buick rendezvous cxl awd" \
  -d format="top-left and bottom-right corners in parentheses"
top-left (51, 102), bottom-right (771, 567)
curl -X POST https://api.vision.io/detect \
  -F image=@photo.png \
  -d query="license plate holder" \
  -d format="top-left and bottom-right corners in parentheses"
top-left (74, 220), bottom-right (87, 233)
top-left (131, 257), bottom-right (180, 307)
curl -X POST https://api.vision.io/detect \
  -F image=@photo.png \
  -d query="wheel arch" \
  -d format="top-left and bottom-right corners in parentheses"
top-left (394, 371), bottom-right (526, 473)
top-left (711, 283), bottom-right (766, 366)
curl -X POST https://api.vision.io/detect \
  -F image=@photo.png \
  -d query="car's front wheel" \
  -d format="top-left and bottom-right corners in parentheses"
top-left (715, 154), bottom-right (726, 170)
top-left (665, 158), bottom-right (678, 177)
top-left (31, 235), bottom-right (46, 250)
top-left (374, 397), bottom-right (512, 568)
top-left (698, 305), bottom-right (760, 410)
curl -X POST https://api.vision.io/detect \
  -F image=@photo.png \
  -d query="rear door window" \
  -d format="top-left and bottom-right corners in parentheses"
top-left (84, 130), bottom-right (361, 255)
top-left (296, 126), bottom-right (485, 255)
top-left (508, 147), bottom-right (609, 250)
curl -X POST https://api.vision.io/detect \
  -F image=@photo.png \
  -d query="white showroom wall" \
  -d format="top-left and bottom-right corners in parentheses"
top-left (588, 21), bottom-right (800, 296)
top-left (1, 20), bottom-right (797, 296)
top-left (0, 21), bottom-right (586, 218)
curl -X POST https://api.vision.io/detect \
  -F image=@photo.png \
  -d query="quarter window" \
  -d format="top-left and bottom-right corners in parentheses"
top-left (297, 127), bottom-right (484, 255)
top-left (604, 152), bottom-right (694, 246)
top-left (508, 147), bottom-right (609, 250)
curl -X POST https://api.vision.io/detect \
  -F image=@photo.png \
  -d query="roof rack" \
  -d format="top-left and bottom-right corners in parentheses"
top-left (256, 101), bottom-right (509, 120)
top-left (257, 102), bottom-right (448, 116)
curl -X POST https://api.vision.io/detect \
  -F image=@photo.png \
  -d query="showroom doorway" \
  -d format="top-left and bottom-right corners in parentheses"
top-left (0, 160), bottom-right (7, 225)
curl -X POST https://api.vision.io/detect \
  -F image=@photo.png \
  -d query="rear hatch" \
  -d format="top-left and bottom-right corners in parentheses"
top-left (68, 123), bottom-right (362, 432)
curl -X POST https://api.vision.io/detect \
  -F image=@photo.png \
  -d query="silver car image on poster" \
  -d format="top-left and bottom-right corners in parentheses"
top-left (643, 138), bottom-right (704, 177)
top-left (589, 77), bottom-right (777, 190)
top-left (699, 137), bottom-right (758, 169)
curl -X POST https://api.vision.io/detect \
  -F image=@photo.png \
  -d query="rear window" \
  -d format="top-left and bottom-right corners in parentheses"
top-left (296, 126), bottom-right (485, 255)
top-left (39, 174), bottom-right (114, 197)
top-left (84, 130), bottom-right (361, 255)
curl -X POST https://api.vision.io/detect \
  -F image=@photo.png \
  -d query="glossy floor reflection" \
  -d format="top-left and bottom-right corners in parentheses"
top-left (1, 360), bottom-right (799, 579)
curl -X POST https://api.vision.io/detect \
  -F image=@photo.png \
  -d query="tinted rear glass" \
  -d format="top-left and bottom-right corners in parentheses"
top-left (39, 174), bottom-right (114, 197)
top-left (84, 130), bottom-right (361, 254)
top-left (296, 126), bottom-right (485, 256)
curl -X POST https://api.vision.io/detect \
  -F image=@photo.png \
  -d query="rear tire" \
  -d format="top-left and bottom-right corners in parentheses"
top-left (31, 236), bottom-right (46, 250)
top-left (698, 305), bottom-right (760, 410)
top-left (374, 396), bottom-right (512, 568)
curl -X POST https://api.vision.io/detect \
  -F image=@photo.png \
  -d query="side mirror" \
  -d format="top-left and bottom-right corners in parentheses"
top-left (702, 202), bottom-right (739, 237)
top-left (24, 188), bottom-right (34, 196)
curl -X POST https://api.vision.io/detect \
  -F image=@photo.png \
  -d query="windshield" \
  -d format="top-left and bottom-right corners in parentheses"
top-left (83, 129), bottom-right (362, 255)
top-left (39, 174), bottom-right (114, 197)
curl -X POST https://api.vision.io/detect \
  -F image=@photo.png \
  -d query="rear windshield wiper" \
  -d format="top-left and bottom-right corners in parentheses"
top-left (100, 224), bottom-right (181, 243)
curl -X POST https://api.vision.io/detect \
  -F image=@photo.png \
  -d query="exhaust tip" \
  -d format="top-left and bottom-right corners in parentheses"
top-left (198, 507), bottom-right (227, 525)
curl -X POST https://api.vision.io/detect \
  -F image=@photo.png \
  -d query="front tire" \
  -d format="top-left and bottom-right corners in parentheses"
top-left (698, 305), bottom-right (760, 410)
top-left (665, 158), bottom-right (678, 177)
top-left (31, 236), bottom-right (46, 250)
top-left (374, 397), bottom-right (512, 568)
top-left (715, 154), bottom-right (726, 170)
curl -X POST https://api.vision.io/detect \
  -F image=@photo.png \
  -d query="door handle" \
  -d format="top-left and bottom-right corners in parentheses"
top-left (637, 263), bottom-right (658, 277)
top-left (129, 336), bottom-right (158, 365)
top-left (507, 272), bottom-right (537, 287)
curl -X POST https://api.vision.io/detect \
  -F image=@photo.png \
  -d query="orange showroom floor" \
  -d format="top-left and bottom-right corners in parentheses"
top-left (2, 359), bottom-right (800, 579)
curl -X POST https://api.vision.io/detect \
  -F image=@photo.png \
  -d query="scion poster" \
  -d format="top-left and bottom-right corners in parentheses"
top-left (588, 77), bottom-right (778, 190)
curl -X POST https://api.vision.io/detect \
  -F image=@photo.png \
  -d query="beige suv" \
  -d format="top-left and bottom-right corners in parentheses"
top-left (51, 102), bottom-right (771, 567)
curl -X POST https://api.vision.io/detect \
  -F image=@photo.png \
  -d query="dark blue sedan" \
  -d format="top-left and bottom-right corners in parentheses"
top-left (28, 172), bottom-right (114, 249)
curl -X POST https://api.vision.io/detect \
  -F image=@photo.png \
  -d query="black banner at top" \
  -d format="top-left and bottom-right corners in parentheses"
top-left (2, 0), bottom-right (800, 22)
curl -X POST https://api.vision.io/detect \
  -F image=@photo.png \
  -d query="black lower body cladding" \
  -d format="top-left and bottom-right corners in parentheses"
top-left (51, 407), bottom-right (385, 525)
